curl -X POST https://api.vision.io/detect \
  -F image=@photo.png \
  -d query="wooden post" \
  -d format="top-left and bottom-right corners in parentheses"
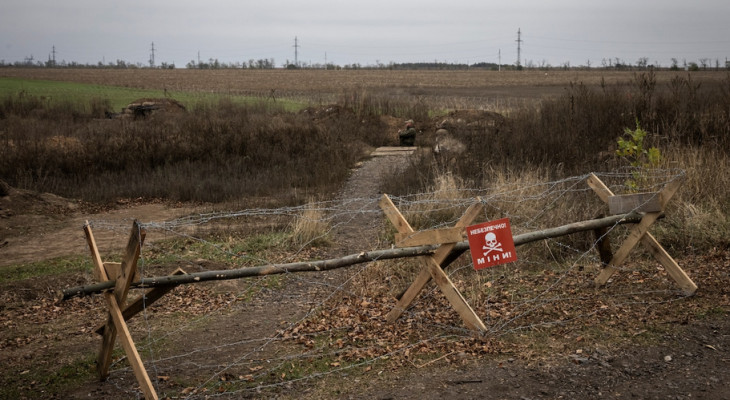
top-left (84, 221), bottom-right (159, 400)
top-left (380, 194), bottom-right (487, 331)
top-left (586, 174), bottom-right (696, 295)
top-left (593, 215), bottom-right (613, 267)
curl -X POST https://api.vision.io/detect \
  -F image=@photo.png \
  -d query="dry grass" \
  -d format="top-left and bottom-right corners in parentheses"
top-left (0, 96), bottom-right (386, 204)
top-left (289, 200), bottom-right (331, 247)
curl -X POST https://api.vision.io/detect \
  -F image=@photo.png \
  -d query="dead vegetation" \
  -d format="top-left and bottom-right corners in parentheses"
top-left (1, 69), bottom-right (729, 399)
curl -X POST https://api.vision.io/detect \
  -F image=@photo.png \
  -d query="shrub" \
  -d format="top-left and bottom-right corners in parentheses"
top-left (0, 95), bottom-right (386, 204)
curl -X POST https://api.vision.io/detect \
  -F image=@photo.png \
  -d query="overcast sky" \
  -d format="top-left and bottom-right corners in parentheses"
top-left (2, 0), bottom-right (728, 68)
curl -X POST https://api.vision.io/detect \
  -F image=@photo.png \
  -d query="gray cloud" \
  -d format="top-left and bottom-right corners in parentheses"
top-left (1, 0), bottom-right (728, 67)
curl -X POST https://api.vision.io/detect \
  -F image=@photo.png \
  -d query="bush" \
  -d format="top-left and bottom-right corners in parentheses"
top-left (0, 96), bottom-right (386, 204)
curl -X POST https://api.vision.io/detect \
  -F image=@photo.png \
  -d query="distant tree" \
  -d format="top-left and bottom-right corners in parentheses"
top-left (670, 58), bottom-right (679, 71)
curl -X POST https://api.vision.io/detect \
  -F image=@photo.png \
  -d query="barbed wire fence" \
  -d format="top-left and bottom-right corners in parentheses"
top-left (80, 170), bottom-right (691, 399)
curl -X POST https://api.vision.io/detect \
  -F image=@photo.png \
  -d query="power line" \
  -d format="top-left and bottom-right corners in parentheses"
top-left (293, 36), bottom-right (300, 67)
top-left (149, 42), bottom-right (155, 68)
top-left (516, 28), bottom-right (523, 68)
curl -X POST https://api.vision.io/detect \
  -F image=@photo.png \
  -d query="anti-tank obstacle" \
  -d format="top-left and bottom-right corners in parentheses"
top-left (62, 173), bottom-right (696, 399)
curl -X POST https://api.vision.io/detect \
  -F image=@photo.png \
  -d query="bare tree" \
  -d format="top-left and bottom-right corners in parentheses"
top-left (699, 58), bottom-right (709, 70)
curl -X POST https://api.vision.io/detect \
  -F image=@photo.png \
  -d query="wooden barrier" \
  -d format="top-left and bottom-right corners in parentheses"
top-left (64, 212), bottom-right (668, 299)
top-left (66, 174), bottom-right (696, 396)
top-left (586, 173), bottom-right (696, 294)
top-left (84, 221), bottom-right (158, 400)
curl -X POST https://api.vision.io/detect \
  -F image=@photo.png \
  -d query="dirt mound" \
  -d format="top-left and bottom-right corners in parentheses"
top-left (300, 104), bottom-right (346, 121)
top-left (433, 109), bottom-right (505, 132)
top-left (113, 97), bottom-right (186, 119)
top-left (0, 180), bottom-right (79, 219)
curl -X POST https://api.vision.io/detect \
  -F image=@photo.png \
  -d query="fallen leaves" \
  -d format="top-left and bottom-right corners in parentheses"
top-left (281, 293), bottom-right (495, 370)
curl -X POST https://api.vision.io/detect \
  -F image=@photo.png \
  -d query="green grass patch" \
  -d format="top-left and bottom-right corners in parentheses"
top-left (141, 231), bottom-right (290, 268)
top-left (0, 256), bottom-right (92, 283)
top-left (0, 77), bottom-right (306, 112)
top-left (0, 77), bottom-right (161, 111)
top-left (0, 353), bottom-right (96, 399)
top-left (695, 306), bottom-right (727, 320)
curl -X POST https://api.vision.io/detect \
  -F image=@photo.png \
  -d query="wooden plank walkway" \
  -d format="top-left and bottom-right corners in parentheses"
top-left (371, 146), bottom-right (417, 157)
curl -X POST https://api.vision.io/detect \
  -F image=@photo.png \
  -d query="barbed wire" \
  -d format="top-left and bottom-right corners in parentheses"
top-left (86, 170), bottom-right (689, 398)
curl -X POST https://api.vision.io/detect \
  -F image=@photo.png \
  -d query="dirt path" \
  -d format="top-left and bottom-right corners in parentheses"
top-left (329, 148), bottom-right (415, 254)
top-left (0, 202), bottom-right (195, 267)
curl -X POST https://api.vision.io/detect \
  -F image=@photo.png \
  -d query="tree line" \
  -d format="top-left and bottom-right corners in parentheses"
top-left (1, 57), bottom-right (728, 71)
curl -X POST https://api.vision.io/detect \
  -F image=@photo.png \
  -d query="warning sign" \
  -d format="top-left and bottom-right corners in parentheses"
top-left (466, 218), bottom-right (517, 270)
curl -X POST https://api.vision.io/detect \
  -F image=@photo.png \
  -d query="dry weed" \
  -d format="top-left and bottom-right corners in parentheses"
top-left (289, 200), bottom-right (331, 247)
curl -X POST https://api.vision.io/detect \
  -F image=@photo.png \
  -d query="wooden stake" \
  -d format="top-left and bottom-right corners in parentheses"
top-left (640, 233), bottom-right (697, 295)
top-left (103, 291), bottom-right (158, 400)
top-left (593, 214), bottom-right (614, 266)
top-left (381, 194), bottom-right (486, 331)
top-left (586, 174), bottom-right (696, 294)
top-left (96, 268), bottom-right (187, 336)
top-left (84, 221), bottom-right (159, 400)
top-left (395, 226), bottom-right (465, 247)
top-left (594, 211), bottom-right (662, 285)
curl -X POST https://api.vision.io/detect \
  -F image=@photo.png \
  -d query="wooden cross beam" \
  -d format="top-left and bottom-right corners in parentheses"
top-left (84, 221), bottom-right (159, 400)
top-left (94, 267), bottom-right (186, 336)
top-left (586, 174), bottom-right (697, 295)
top-left (380, 194), bottom-right (487, 331)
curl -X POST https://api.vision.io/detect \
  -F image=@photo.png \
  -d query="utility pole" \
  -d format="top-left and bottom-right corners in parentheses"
top-left (516, 28), bottom-right (523, 69)
top-left (498, 49), bottom-right (501, 71)
top-left (197, 50), bottom-right (201, 67)
top-left (149, 42), bottom-right (155, 68)
top-left (52, 45), bottom-right (56, 67)
top-left (293, 36), bottom-right (300, 67)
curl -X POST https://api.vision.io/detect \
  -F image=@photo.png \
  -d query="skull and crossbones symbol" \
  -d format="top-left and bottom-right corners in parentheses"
top-left (482, 232), bottom-right (502, 256)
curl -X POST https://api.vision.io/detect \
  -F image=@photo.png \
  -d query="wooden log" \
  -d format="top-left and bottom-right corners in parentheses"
top-left (61, 212), bottom-right (645, 300)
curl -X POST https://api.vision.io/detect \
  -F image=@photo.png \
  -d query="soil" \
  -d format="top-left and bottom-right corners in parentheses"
top-left (1, 142), bottom-right (729, 400)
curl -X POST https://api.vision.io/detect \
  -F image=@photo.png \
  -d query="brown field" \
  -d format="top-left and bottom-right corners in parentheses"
top-left (3, 67), bottom-right (726, 100)
top-left (1, 67), bottom-right (729, 400)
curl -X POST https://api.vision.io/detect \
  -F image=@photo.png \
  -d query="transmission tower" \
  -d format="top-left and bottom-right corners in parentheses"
top-left (52, 45), bottom-right (56, 67)
top-left (149, 42), bottom-right (155, 68)
top-left (293, 36), bottom-right (300, 67)
top-left (516, 28), bottom-right (523, 69)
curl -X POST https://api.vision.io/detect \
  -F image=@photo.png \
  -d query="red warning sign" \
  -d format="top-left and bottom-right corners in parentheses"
top-left (466, 218), bottom-right (517, 270)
